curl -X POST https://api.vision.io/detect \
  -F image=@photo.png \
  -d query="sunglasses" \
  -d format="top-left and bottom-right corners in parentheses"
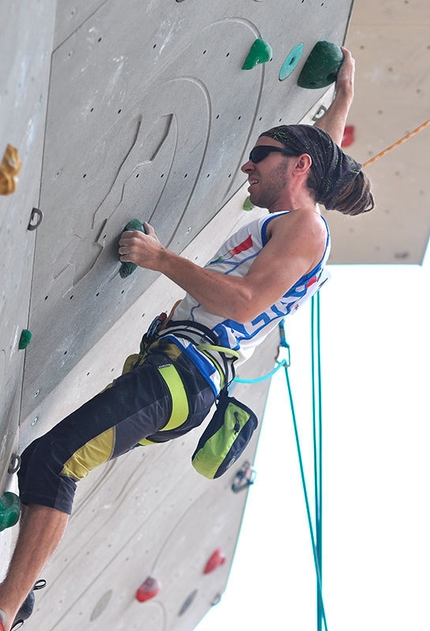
top-left (248, 145), bottom-right (299, 164)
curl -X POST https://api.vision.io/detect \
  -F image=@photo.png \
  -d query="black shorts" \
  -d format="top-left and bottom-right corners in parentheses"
top-left (18, 341), bottom-right (215, 514)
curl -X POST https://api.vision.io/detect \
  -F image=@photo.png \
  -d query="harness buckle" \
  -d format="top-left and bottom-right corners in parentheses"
top-left (140, 312), bottom-right (167, 352)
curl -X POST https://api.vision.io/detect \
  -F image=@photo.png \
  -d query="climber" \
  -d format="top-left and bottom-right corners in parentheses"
top-left (0, 47), bottom-right (373, 631)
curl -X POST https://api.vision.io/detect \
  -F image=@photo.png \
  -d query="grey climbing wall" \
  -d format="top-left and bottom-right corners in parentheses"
top-left (1, 2), bottom-right (356, 630)
top-left (22, 0), bottom-right (353, 420)
top-left (0, 1), bottom-right (56, 491)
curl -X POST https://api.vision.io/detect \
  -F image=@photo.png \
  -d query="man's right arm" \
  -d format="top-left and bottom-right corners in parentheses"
top-left (119, 211), bottom-right (324, 324)
top-left (313, 46), bottom-right (355, 146)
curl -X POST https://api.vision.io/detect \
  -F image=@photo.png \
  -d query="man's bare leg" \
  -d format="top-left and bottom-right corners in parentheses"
top-left (0, 504), bottom-right (68, 631)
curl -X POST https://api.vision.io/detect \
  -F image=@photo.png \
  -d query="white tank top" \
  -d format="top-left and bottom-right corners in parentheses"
top-left (165, 211), bottom-right (331, 394)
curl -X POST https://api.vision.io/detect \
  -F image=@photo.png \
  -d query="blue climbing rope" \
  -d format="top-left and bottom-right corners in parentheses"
top-left (234, 359), bottom-right (287, 384)
top-left (232, 301), bottom-right (328, 631)
top-left (279, 296), bottom-right (328, 631)
top-left (311, 292), bottom-right (324, 631)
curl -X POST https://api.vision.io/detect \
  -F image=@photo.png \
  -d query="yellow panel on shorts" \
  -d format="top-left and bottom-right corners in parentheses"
top-left (61, 427), bottom-right (115, 480)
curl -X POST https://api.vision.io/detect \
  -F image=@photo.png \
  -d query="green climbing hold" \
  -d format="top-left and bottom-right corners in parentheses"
top-left (119, 218), bottom-right (146, 279)
top-left (19, 329), bottom-right (32, 349)
top-left (297, 41), bottom-right (344, 89)
top-left (242, 38), bottom-right (272, 70)
top-left (242, 197), bottom-right (254, 211)
top-left (0, 491), bottom-right (21, 531)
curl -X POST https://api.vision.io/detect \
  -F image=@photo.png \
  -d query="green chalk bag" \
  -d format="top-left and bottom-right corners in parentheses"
top-left (192, 390), bottom-right (258, 479)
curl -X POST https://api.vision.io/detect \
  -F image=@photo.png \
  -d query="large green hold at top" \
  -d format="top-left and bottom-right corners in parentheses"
top-left (297, 41), bottom-right (344, 89)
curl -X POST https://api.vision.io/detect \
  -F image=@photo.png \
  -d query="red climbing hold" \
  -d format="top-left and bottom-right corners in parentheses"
top-left (342, 125), bottom-right (355, 148)
top-left (135, 576), bottom-right (162, 602)
top-left (204, 548), bottom-right (226, 574)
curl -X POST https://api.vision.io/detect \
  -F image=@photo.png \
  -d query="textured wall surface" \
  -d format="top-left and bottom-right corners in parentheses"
top-left (1, 1), bottom-right (355, 629)
top-left (22, 0), bottom-right (352, 420)
top-left (0, 0), bottom-right (56, 491)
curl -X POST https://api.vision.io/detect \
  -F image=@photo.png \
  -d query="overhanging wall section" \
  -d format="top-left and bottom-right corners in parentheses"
top-left (22, 0), bottom-right (354, 419)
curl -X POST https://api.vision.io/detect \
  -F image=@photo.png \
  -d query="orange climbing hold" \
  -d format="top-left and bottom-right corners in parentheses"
top-left (0, 144), bottom-right (22, 195)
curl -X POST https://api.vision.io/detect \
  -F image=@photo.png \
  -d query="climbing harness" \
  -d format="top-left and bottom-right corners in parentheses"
top-left (363, 118), bottom-right (430, 169)
top-left (128, 315), bottom-right (259, 477)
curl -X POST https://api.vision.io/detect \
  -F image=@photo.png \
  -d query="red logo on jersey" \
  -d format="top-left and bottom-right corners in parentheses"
top-left (231, 235), bottom-right (253, 256)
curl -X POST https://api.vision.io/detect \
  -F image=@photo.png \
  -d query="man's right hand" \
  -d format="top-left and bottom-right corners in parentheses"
top-left (313, 45), bottom-right (356, 146)
top-left (335, 46), bottom-right (355, 102)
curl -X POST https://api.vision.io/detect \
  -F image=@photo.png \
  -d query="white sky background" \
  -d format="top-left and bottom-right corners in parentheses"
top-left (196, 248), bottom-right (430, 631)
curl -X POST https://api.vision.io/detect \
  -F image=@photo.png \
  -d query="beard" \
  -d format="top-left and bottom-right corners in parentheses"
top-left (249, 161), bottom-right (289, 209)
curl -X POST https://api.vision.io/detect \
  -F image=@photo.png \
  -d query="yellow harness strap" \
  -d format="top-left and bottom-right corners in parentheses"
top-left (139, 362), bottom-right (189, 446)
top-left (196, 343), bottom-right (239, 390)
top-left (196, 344), bottom-right (240, 360)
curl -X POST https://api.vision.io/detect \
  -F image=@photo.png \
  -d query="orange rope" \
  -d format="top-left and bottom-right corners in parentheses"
top-left (362, 118), bottom-right (430, 168)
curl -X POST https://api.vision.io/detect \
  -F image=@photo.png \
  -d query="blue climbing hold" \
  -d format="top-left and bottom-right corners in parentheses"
top-left (279, 43), bottom-right (304, 81)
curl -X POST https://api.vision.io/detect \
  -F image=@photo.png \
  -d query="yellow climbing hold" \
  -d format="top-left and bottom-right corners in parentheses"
top-left (0, 144), bottom-right (22, 195)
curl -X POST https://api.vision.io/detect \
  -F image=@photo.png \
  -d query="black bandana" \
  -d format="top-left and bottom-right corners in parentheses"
top-left (259, 125), bottom-right (362, 209)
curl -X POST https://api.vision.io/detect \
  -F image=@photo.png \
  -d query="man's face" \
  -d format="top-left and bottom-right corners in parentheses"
top-left (241, 137), bottom-right (294, 210)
